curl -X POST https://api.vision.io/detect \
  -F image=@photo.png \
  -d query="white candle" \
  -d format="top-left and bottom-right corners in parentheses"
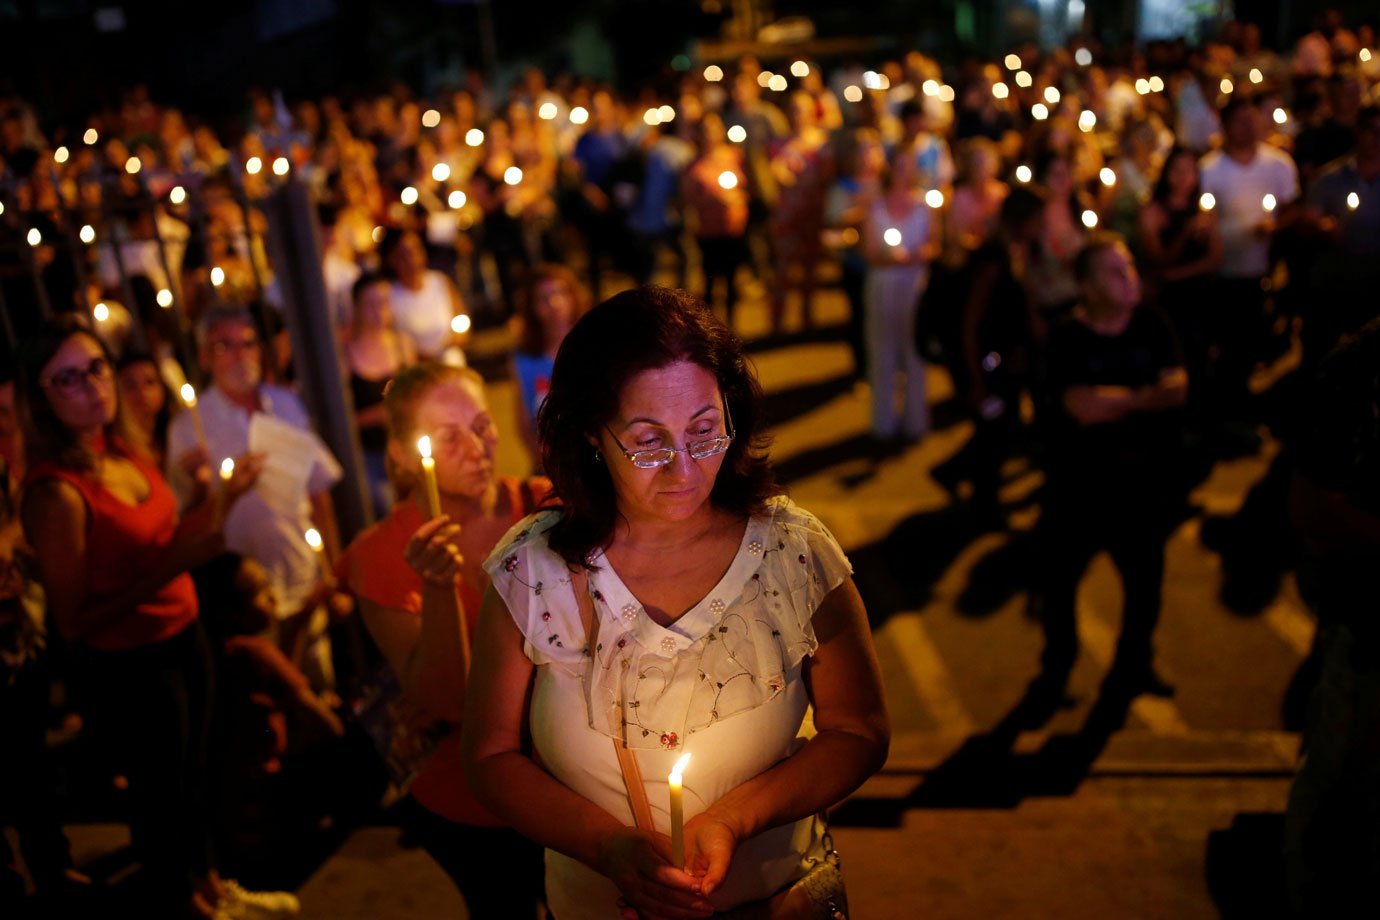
top-left (216, 457), bottom-right (234, 522)
top-left (417, 436), bottom-right (442, 519)
top-left (669, 753), bottom-right (691, 868)
top-left (180, 384), bottom-right (208, 454)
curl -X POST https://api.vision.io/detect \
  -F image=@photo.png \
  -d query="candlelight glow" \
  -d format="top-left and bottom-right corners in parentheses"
top-left (670, 753), bottom-right (691, 781)
top-left (1361, 49), bottom-right (1373, 63)
top-left (791, 60), bottom-right (809, 78)
top-left (1015, 164), bottom-right (1032, 183)
top-left (83, 128), bottom-right (99, 145)
top-left (372, 226), bottom-right (384, 244)
top-left (180, 384), bottom-right (197, 407)
top-left (272, 157), bottom-right (290, 176)
top-left (538, 102), bottom-right (558, 120)
top-left (757, 71), bottom-right (773, 88)
top-left (1347, 192), bottom-right (1360, 210)
top-left (1099, 167), bottom-right (1116, 187)
top-left (422, 108), bottom-right (441, 128)
top-left (843, 85), bottom-right (863, 103)
top-left (1044, 86), bottom-right (1061, 104)
top-left (704, 65), bottom-right (724, 82)
top-left (221, 458), bottom-right (235, 479)
top-left (644, 108), bottom-right (663, 127)
top-left (54, 146), bottom-right (70, 164)
top-left (1273, 107), bottom-right (1288, 125)
top-left (767, 74), bottom-right (788, 92)
top-left (210, 266), bottom-right (225, 287)
top-left (26, 228), bottom-right (41, 247)
top-left (125, 156), bottom-right (142, 175)
top-left (157, 288), bottom-right (174, 308)
top-left (938, 84), bottom-right (955, 103)
top-left (1031, 103), bottom-right (1049, 120)
top-left (1199, 192), bottom-right (1216, 211)
top-left (245, 156), bottom-right (262, 175)
top-left (465, 128), bottom-right (485, 147)
top-left (1249, 68), bottom-right (1264, 84)
top-left (925, 189), bottom-right (944, 209)
top-left (1015, 70), bottom-right (1032, 88)
top-left (417, 436), bottom-right (433, 460)
top-left (1075, 48), bottom-right (1092, 67)
top-left (658, 105), bottom-right (675, 122)
top-left (1262, 193), bottom-right (1277, 212)
top-left (1149, 76), bottom-right (1165, 93)
top-left (170, 185), bottom-right (186, 205)
top-left (992, 82), bottom-right (1009, 100)
top-left (399, 186), bottom-right (418, 206)
top-left (1005, 54), bottom-right (1022, 71)
top-left (304, 528), bottom-right (323, 551)
top-left (450, 314), bottom-right (472, 334)
top-left (1135, 79), bottom-right (1150, 95)
top-left (504, 166), bottom-right (523, 186)
top-left (448, 189), bottom-right (467, 209)
top-left (1220, 77), bottom-right (1234, 94)
top-left (79, 224), bottom-right (95, 244)
top-left (1079, 110), bottom-right (1097, 132)
top-left (883, 227), bottom-right (902, 247)
top-left (432, 162), bottom-right (451, 182)
top-left (717, 170), bottom-right (738, 190)
top-left (727, 125), bottom-right (747, 143)
top-left (923, 79), bottom-right (939, 97)
top-left (569, 107), bottom-right (589, 125)
top-left (93, 303), bottom-right (109, 322)
top-left (1081, 210), bottom-right (1099, 229)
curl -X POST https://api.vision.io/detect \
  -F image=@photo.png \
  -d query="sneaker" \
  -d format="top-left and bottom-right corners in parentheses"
top-left (217, 880), bottom-right (300, 919)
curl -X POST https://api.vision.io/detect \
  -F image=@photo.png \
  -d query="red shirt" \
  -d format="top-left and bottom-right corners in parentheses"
top-left (341, 476), bottom-right (548, 825)
top-left (27, 446), bottom-right (198, 652)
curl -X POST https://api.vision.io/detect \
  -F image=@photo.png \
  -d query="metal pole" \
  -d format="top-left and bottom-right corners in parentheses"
top-left (261, 177), bottom-right (371, 542)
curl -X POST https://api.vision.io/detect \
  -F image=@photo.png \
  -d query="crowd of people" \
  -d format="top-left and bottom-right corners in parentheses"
top-left (1, 8), bottom-right (1379, 918)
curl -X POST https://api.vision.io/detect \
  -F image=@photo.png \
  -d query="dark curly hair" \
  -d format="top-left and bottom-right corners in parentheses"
top-left (538, 286), bottom-right (781, 566)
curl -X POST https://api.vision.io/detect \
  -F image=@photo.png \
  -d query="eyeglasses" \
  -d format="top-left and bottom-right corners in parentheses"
top-left (606, 403), bottom-right (735, 469)
top-left (209, 337), bottom-right (261, 357)
top-left (42, 356), bottom-right (112, 396)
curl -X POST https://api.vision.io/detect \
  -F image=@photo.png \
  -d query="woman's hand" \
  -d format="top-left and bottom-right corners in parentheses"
top-left (681, 812), bottom-right (741, 899)
top-left (404, 516), bottom-right (464, 587)
top-left (597, 827), bottom-right (714, 920)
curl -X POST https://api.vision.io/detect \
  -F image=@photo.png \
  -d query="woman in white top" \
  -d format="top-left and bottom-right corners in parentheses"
top-left (381, 228), bottom-right (470, 363)
top-left (464, 287), bottom-right (889, 920)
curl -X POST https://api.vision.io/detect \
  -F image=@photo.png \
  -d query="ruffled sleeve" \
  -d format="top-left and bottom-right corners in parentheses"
top-left (765, 497), bottom-right (854, 648)
top-left (482, 511), bottom-right (587, 672)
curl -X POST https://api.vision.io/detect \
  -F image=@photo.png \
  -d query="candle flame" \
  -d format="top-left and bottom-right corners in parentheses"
top-left (180, 384), bottom-right (197, 407)
top-left (417, 435), bottom-right (433, 460)
top-left (220, 457), bottom-right (235, 478)
top-left (304, 528), bottom-right (323, 551)
top-left (670, 752), bottom-right (692, 781)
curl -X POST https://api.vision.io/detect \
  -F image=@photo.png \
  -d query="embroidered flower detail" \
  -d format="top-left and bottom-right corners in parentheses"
top-left (767, 678), bottom-right (784, 693)
top-left (541, 611), bottom-right (552, 621)
top-left (660, 636), bottom-right (677, 655)
top-left (709, 598), bottom-right (726, 615)
top-left (621, 603), bottom-right (639, 622)
top-left (617, 637), bottom-right (627, 649)
top-left (593, 590), bottom-right (605, 602)
top-left (502, 555), bottom-right (519, 573)
top-left (798, 553), bottom-right (807, 564)
top-left (748, 540), bottom-right (763, 555)
top-left (660, 732), bottom-right (679, 750)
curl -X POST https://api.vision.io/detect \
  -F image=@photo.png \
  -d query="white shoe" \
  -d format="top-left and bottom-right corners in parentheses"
top-left (217, 879), bottom-right (301, 919)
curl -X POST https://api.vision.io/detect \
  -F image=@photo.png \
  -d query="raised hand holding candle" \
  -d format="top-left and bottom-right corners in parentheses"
top-left (180, 384), bottom-right (208, 455)
top-left (669, 753), bottom-right (691, 868)
top-left (417, 436), bottom-right (443, 519)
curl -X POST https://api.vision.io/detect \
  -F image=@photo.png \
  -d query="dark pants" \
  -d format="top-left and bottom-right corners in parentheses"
top-left (1036, 471), bottom-right (1170, 681)
top-left (74, 622), bottom-right (215, 906)
top-left (698, 236), bottom-right (749, 327)
top-left (402, 799), bottom-right (545, 919)
top-left (1202, 276), bottom-right (1267, 419)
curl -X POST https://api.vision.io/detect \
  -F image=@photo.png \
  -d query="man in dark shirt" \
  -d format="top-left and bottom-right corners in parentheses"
top-left (1034, 233), bottom-right (1188, 700)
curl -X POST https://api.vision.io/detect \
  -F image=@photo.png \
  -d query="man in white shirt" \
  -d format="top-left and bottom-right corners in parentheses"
top-left (1198, 98), bottom-right (1300, 422)
top-left (167, 305), bottom-right (343, 685)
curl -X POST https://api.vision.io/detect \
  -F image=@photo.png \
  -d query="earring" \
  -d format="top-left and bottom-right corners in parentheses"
top-left (594, 448), bottom-right (603, 463)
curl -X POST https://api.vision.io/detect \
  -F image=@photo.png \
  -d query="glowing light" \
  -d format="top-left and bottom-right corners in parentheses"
top-left (1015, 70), bottom-right (1032, 88)
top-left (790, 60), bottom-right (810, 78)
top-left (1031, 103), bottom-right (1049, 120)
top-left (883, 227), bottom-right (902, 247)
top-left (938, 84), bottom-right (955, 103)
top-left (422, 108), bottom-right (441, 128)
top-left (1015, 164), bottom-right (1032, 184)
top-left (79, 224), bottom-right (95, 244)
top-left (1262, 193), bottom-right (1277, 212)
top-left (169, 185), bottom-right (186, 205)
top-left (450, 314), bottom-right (472, 334)
top-left (210, 266), bottom-right (226, 287)
top-left (1079, 110), bottom-right (1097, 132)
top-left (924, 189), bottom-right (945, 209)
top-left (569, 106), bottom-right (589, 125)
top-left (658, 105), bottom-right (675, 122)
top-left (417, 435), bottom-right (432, 460)
top-left (1135, 79), bottom-right (1150, 95)
top-left (757, 71), bottom-right (773, 88)
top-left (1347, 192), bottom-right (1360, 210)
top-left (644, 108), bottom-right (663, 126)
top-left (1199, 192), bottom-right (1216, 211)
top-left (272, 157), bottom-right (289, 176)
top-left (923, 79), bottom-right (939, 97)
top-left (538, 102), bottom-right (557, 120)
top-left (862, 71), bottom-right (888, 90)
top-left (220, 458), bottom-right (235, 480)
top-left (843, 85), bottom-right (863, 103)
top-left (304, 528), bottom-right (323, 551)
top-left (245, 156), bottom-right (262, 175)
top-left (1249, 68), bottom-right (1264, 84)
top-left (465, 128), bottom-right (485, 146)
top-left (992, 82), bottom-right (1009, 100)
top-left (768, 74), bottom-right (788, 92)
top-left (704, 65), bottom-right (724, 82)
top-left (125, 156), bottom-right (142, 175)
top-left (1005, 54), bottom-right (1022, 71)
top-left (93, 302), bottom-right (109, 322)
top-left (1273, 107), bottom-right (1288, 125)
top-left (400, 186), bottom-right (418, 206)
top-left (1148, 75), bottom-right (1165, 93)
top-left (1081, 209), bottom-right (1099, 229)
top-left (1075, 48), bottom-right (1093, 67)
top-left (180, 385), bottom-right (197, 407)
top-left (1100, 167), bottom-right (1116, 187)
top-left (1220, 77), bottom-right (1234, 94)
top-left (504, 166), bottom-right (523, 186)
top-left (26, 228), bottom-right (41, 247)
top-left (727, 124), bottom-right (747, 143)
top-left (157, 288), bottom-right (174, 308)
top-left (1361, 49), bottom-right (1373, 63)
top-left (54, 146), bottom-right (70, 164)
top-left (448, 189), bottom-right (466, 209)
top-left (717, 170), bottom-right (738, 190)
top-left (83, 128), bottom-right (99, 145)
top-left (1044, 86), bottom-right (1061, 104)
top-left (371, 226), bottom-right (384, 244)
top-left (432, 162), bottom-right (451, 182)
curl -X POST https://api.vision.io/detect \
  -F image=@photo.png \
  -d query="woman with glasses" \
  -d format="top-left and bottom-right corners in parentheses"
top-left (464, 286), bottom-right (889, 920)
top-left (338, 362), bottom-right (548, 918)
top-left (13, 316), bottom-right (290, 919)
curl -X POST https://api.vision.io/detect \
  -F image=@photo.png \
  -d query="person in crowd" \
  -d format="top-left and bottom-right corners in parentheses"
top-left (381, 228), bottom-right (469, 365)
top-left (14, 316), bottom-right (296, 919)
top-left (1137, 145), bottom-right (1222, 410)
top-left (509, 264), bottom-right (590, 468)
top-left (340, 362), bottom-right (548, 917)
top-left (768, 91), bottom-right (833, 333)
top-left (624, 120), bottom-right (695, 288)
top-left (823, 127), bottom-right (884, 379)
top-left (1033, 234), bottom-right (1188, 703)
top-left (863, 162), bottom-right (937, 443)
top-left (568, 90), bottom-right (630, 298)
top-left (116, 351), bottom-right (177, 468)
top-left (464, 286), bottom-right (889, 920)
top-left (1026, 149), bottom-right (1091, 319)
top-left (343, 273), bottom-right (416, 516)
top-left (683, 113), bottom-right (752, 331)
top-left (165, 305), bottom-right (344, 690)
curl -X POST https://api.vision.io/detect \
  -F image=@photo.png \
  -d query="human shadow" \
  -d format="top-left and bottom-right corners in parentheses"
top-left (1204, 812), bottom-right (1291, 919)
top-left (758, 374), bottom-right (858, 432)
top-left (1198, 449), bottom-right (1299, 617)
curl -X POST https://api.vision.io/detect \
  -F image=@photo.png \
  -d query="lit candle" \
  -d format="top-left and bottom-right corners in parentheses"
top-left (883, 227), bottom-right (902, 247)
top-left (304, 527), bottom-right (331, 579)
top-left (1262, 193), bottom-right (1277, 213)
top-left (417, 436), bottom-right (442, 519)
top-left (216, 458), bottom-right (234, 522)
top-left (1199, 192), bottom-right (1216, 212)
top-left (1347, 192), bottom-right (1360, 211)
top-left (669, 753), bottom-right (691, 868)
top-left (180, 384), bottom-right (208, 454)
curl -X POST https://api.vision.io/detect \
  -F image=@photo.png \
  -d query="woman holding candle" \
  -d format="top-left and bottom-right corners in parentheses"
top-left (14, 316), bottom-right (278, 919)
top-left (464, 287), bottom-right (890, 920)
top-left (338, 361), bottom-right (548, 918)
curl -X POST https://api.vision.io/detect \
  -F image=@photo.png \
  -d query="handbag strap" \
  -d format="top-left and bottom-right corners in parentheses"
top-left (572, 566), bottom-right (655, 832)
